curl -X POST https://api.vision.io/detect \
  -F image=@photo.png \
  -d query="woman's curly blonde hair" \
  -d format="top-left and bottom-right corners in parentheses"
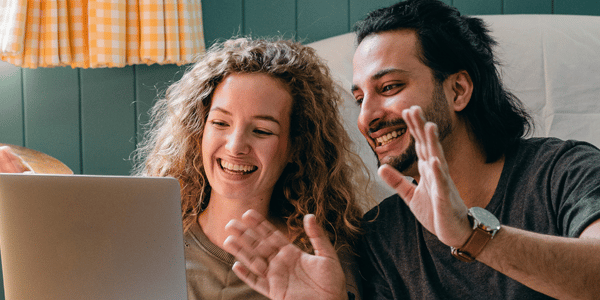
top-left (133, 37), bottom-right (368, 252)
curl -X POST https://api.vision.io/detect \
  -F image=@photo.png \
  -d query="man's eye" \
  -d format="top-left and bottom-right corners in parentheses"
top-left (355, 97), bottom-right (363, 107)
top-left (382, 84), bottom-right (401, 92)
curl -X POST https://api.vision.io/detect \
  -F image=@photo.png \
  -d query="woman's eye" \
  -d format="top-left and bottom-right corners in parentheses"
top-left (254, 129), bottom-right (274, 136)
top-left (211, 120), bottom-right (228, 127)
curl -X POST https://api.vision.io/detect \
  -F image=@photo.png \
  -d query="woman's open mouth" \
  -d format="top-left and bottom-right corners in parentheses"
top-left (218, 158), bottom-right (258, 174)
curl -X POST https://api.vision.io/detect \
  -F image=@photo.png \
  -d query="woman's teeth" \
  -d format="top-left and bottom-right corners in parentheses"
top-left (220, 160), bottom-right (256, 173)
top-left (376, 128), bottom-right (407, 146)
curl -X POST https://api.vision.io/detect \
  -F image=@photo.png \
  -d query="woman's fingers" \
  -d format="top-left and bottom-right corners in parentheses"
top-left (231, 261), bottom-right (271, 296)
top-left (303, 214), bottom-right (336, 259)
top-left (224, 209), bottom-right (292, 276)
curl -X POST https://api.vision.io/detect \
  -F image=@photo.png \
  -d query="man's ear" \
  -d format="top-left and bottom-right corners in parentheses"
top-left (448, 70), bottom-right (473, 112)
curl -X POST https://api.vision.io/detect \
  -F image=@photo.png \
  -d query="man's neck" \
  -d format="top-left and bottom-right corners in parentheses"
top-left (445, 129), bottom-right (505, 209)
top-left (408, 119), bottom-right (505, 209)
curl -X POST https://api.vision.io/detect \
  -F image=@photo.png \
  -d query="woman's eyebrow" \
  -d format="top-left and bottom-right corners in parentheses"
top-left (210, 107), bottom-right (280, 125)
top-left (253, 115), bottom-right (280, 125)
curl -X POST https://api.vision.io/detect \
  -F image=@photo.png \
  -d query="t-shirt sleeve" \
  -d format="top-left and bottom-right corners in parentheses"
top-left (552, 141), bottom-right (600, 237)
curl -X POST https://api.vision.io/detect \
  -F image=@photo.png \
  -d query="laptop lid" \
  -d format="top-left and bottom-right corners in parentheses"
top-left (0, 174), bottom-right (187, 299)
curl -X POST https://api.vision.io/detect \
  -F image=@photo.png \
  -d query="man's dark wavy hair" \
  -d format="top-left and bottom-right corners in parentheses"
top-left (354, 0), bottom-right (533, 163)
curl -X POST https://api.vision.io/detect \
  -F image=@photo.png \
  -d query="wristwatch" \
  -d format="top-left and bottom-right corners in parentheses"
top-left (450, 207), bottom-right (501, 262)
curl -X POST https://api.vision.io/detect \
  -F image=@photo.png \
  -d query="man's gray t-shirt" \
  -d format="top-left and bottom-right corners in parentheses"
top-left (359, 138), bottom-right (600, 299)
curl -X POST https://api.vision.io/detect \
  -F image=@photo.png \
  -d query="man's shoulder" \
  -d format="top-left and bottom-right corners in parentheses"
top-left (518, 137), bottom-right (598, 151)
top-left (511, 137), bottom-right (599, 163)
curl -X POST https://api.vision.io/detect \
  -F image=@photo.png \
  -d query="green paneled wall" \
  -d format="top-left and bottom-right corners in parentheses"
top-left (1, 0), bottom-right (600, 298)
top-left (2, 0), bottom-right (600, 176)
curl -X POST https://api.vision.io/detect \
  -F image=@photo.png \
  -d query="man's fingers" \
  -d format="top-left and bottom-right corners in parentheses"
top-left (403, 106), bottom-right (429, 159)
top-left (303, 214), bottom-right (337, 259)
top-left (424, 122), bottom-right (449, 173)
top-left (378, 164), bottom-right (416, 202)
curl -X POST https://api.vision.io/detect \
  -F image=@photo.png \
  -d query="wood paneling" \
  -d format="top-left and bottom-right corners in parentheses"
top-left (0, 62), bottom-right (23, 146)
top-left (555, 0), bottom-right (600, 15)
top-left (245, 0), bottom-right (296, 39)
top-left (22, 67), bottom-right (81, 173)
top-left (454, 0), bottom-right (503, 15)
top-left (135, 64), bottom-right (187, 144)
top-left (297, 0), bottom-right (348, 43)
top-left (504, 0), bottom-right (552, 14)
top-left (202, 0), bottom-right (243, 46)
top-left (80, 67), bottom-right (136, 175)
top-left (350, 0), bottom-right (398, 28)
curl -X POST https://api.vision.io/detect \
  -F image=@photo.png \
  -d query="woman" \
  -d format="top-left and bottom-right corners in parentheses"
top-left (132, 37), bottom-right (368, 299)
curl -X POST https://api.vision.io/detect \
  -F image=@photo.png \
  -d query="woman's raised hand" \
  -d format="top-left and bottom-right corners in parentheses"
top-left (223, 209), bottom-right (348, 300)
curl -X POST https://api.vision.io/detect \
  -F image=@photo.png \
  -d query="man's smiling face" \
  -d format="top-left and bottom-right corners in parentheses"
top-left (352, 29), bottom-right (453, 175)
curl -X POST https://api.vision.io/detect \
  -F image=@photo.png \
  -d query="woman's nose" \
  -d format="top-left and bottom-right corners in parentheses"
top-left (225, 130), bottom-right (250, 155)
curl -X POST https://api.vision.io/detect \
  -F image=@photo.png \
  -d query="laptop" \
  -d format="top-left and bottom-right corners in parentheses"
top-left (0, 173), bottom-right (187, 299)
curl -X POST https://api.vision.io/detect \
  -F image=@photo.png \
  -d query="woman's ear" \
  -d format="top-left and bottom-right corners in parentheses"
top-left (448, 70), bottom-right (473, 112)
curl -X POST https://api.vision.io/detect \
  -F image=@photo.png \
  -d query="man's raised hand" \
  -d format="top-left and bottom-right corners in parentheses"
top-left (377, 106), bottom-right (471, 249)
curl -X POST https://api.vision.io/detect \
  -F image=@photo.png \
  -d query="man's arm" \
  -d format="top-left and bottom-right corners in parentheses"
top-left (380, 105), bottom-right (600, 299)
top-left (475, 222), bottom-right (600, 299)
top-left (223, 209), bottom-right (348, 300)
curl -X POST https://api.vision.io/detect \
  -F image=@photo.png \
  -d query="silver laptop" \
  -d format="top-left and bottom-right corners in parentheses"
top-left (0, 174), bottom-right (187, 299)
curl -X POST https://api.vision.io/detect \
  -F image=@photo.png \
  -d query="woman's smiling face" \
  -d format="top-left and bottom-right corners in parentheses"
top-left (202, 73), bottom-right (293, 203)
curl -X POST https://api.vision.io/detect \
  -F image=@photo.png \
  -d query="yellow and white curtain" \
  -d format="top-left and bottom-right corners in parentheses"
top-left (0, 0), bottom-right (205, 68)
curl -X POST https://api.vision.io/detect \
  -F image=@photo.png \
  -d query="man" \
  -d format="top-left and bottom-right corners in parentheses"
top-left (223, 0), bottom-right (600, 299)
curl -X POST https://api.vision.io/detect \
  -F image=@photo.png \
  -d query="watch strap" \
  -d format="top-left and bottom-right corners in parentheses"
top-left (450, 226), bottom-right (493, 262)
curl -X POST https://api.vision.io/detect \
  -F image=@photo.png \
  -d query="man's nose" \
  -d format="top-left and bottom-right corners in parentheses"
top-left (357, 94), bottom-right (385, 133)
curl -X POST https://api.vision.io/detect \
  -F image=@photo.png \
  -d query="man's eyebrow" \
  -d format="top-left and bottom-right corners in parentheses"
top-left (373, 68), bottom-right (408, 79)
top-left (209, 107), bottom-right (280, 125)
top-left (351, 68), bottom-right (409, 92)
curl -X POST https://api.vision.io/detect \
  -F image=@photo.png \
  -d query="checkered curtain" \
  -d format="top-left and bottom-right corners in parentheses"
top-left (0, 0), bottom-right (205, 68)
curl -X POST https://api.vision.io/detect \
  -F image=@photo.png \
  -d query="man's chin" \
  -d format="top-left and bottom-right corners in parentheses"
top-left (377, 147), bottom-right (418, 175)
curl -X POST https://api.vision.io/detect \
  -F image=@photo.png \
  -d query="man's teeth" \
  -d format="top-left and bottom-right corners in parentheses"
top-left (376, 128), bottom-right (407, 146)
top-left (220, 160), bottom-right (255, 173)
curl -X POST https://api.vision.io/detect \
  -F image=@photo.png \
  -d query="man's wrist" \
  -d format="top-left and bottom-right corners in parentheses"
top-left (451, 207), bottom-right (501, 262)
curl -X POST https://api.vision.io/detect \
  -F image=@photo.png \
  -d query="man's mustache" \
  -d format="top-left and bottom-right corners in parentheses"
top-left (368, 118), bottom-right (407, 134)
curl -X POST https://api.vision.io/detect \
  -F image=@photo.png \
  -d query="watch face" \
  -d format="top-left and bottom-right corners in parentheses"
top-left (469, 207), bottom-right (501, 232)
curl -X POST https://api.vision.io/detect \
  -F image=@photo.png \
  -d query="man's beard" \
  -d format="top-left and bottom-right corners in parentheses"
top-left (374, 81), bottom-right (453, 173)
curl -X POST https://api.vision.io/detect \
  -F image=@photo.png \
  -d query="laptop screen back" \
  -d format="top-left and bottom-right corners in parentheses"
top-left (0, 174), bottom-right (187, 299)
